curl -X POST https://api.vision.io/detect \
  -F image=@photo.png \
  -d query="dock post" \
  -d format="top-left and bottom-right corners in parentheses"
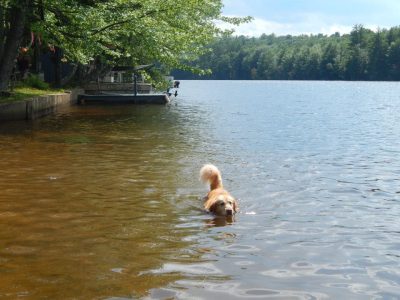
top-left (133, 73), bottom-right (137, 96)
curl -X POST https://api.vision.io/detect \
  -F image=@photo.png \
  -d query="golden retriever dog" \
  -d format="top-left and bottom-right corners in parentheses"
top-left (200, 164), bottom-right (238, 216)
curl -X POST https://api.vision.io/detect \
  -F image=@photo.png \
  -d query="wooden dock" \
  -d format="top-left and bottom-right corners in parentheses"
top-left (83, 82), bottom-right (153, 94)
top-left (77, 93), bottom-right (170, 105)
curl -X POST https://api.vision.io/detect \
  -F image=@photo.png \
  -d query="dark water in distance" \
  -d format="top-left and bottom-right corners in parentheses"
top-left (1, 80), bottom-right (400, 299)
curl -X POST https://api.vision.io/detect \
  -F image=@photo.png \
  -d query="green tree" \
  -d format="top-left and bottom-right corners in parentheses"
top-left (387, 39), bottom-right (400, 80)
top-left (173, 24), bottom-right (400, 82)
top-left (345, 46), bottom-right (369, 80)
top-left (320, 42), bottom-right (339, 80)
top-left (0, 0), bottom-right (250, 91)
top-left (368, 29), bottom-right (389, 80)
top-left (0, 0), bottom-right (35, 91)
top-left (256, 47), bottom-right (276, 79)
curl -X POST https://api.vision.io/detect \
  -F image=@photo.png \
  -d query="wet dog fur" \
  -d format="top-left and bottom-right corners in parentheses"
top-left (200, 164), bottom-right (238, 216)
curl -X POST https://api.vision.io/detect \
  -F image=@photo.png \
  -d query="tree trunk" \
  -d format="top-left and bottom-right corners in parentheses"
top-left (32, 36), bottom-right (41, 74)
top-left (0, 4), bottom-right (28, 91)
top-left (53, 46), bottom-right (62, 87)
top-left (0, 5), bottom-right (5, 60)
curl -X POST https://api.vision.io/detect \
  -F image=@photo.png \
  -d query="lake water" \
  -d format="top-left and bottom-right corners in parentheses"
top-left (1, 80), bottom-right (400, 299)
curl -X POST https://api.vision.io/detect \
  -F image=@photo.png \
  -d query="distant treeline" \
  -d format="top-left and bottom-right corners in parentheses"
top-left (173, 25), bottom-right (400, 81)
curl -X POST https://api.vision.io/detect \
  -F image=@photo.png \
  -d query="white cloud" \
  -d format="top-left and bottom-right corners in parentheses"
top-left (317, 24), bottom-right (354, 36)
top-left (220, 16), bottom-right (390, 37)
top-left (218, 18), bottom-right (294, 36)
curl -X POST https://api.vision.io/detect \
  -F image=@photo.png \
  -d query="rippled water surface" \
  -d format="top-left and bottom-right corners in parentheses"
top-left (1, 80), bottom-right (400, 299)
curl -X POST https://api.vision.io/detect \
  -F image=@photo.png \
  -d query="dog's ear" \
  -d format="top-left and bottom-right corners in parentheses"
top-left (208, 202), bottom-right (217, 213)
top-left (233, 199), bottom-right (239, 212)
top-left (204, 199), bottom-right (216, 213)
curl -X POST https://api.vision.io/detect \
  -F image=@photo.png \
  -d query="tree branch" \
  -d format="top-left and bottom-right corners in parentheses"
top-left (90, 9), bottom-right (165, 35)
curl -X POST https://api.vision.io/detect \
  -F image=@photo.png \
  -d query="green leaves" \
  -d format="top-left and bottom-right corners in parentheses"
top-left (30, 0), bottom-right (249, 78)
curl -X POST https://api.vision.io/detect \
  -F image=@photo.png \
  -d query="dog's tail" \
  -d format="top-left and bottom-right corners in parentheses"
top-left (200, 164), bottom-right (223, 190)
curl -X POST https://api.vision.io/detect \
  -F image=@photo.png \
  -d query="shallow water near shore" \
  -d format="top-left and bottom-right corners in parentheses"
top-left (1, 80), bottom-right (400, 299)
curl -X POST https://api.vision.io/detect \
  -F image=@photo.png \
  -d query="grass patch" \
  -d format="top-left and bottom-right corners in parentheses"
top-left (24, 74), bottom-right (50, 90)
top-left (0, 86), bottom-right (65, 104)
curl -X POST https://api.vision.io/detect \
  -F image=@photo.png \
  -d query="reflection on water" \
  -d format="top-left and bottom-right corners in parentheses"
top-left (204, 216), bottom-right (236, 227)
top-left (1, 81), bottom-right (400, 299)
top-left (0, 105), bottom-right (207, 298)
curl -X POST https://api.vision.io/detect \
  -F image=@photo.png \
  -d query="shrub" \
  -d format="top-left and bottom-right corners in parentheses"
top-left (24, 74), bottom-right (50, 90)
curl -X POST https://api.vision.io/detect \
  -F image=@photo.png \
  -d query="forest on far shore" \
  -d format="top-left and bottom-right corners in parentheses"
top-left (173, 25), bottom-right (400, 81)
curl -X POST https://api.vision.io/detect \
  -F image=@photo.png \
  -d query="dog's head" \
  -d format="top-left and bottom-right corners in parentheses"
top-left (209, 195), bottom-right (238, 216)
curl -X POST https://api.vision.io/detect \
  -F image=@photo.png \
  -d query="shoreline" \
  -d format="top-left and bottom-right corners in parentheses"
top-left (0, 88), bottom-right (83, 121)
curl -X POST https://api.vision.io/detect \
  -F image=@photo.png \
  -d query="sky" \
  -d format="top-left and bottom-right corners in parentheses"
top-left (221, 0), bottom-right (400, 36)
